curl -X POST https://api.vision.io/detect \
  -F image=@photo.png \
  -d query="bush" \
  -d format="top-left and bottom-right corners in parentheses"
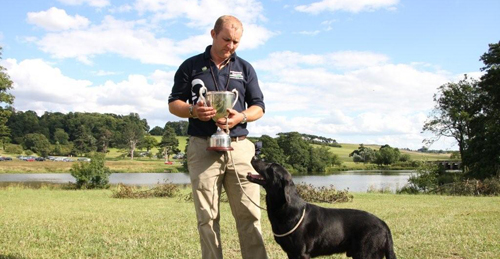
top-left (433, 178), bottom-right (500, 196)
top-left (5, 144), bottom-right (23, 155)
top-left (70, 153), bottom-right (111, 189)
top-left (112, 182), bottom-right (180, 199)
top-left (51, 143), bottom-right (73, 156)
top-left (398, 162), bottom-right (500, 196)
top-left (296, 183), bottom-right (353, 203)
top-left (402, 162), bottom-right (441, 193)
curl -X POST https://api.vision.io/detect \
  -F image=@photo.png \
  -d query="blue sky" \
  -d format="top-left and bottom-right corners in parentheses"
top-left (1, 0), bottom-right (499, 150)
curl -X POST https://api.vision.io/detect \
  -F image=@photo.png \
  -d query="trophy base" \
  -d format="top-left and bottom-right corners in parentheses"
top-left (207, 146), bottom-right (234, 152)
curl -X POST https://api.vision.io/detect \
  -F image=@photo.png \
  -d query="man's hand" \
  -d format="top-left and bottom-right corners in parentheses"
top-left (194, 101), bottom-right (216, 121)
top-left (216, 108), bottom-right (245, 130)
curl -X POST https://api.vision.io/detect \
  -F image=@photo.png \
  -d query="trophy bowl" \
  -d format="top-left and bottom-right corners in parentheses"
top-left (205, 91), bottom-right (239, 121)
top-left (193, 79), bottom-right (239, 151)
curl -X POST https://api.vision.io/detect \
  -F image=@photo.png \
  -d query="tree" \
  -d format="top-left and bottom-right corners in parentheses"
top-left (308, 146), bottom-right (341, 173)
top-left (423, 75), bottom-right (479, 161)
top-left (464, 41), bottom-right (500, 179)
top-left (70, 152), bottom-right (111, 189)
top-left (258, 135), bottom-right (286, 164)
top-left (374, 145), bottom-right (401, 166)
top-left (141, 134), bottom-right (158, 153)
top-left (159, 126), bottom-right (179, 162)
top-left (277, 132), bottom-right (311, 174)
top-left (96, 127), bottom-right (112, 153)
top-left (121, 113), bottom-right (147, 160)
top-left (72, 125), bottom-right (97, 156)
top-left (0, 46), bottom-right (14, 150)
top-left (149, 126), bottom-right (164, 136)
top-left (54, 128), bottom-right (69, 144)
top-left (23, 133), bottom-right (51, 157)
top-left (165, 121), bottom-right (188, 136)
top-left (7, 110), bottom-right (41, 144)
top-left (349, 144), bottom-right (376, 163)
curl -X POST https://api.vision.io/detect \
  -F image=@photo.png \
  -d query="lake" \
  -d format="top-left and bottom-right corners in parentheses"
top-left (0, 170), bottom-right (413, 192)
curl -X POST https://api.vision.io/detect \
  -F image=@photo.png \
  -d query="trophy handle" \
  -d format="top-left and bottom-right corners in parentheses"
top-left (231, 89), bottom-right (239, 108)
top-left (192, 79), bottom-right (207, 107)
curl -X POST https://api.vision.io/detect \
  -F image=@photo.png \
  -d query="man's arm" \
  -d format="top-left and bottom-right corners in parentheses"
top-left (168, 100), bottom-right (191, 118)
top-left (169, 100), bottom-right (216, 121)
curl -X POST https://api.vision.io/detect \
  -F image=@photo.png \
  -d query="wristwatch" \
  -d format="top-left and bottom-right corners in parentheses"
top-left (189, 105), bottom-right (196, 118)
top-left (240, 112), bottom-right (247, 124)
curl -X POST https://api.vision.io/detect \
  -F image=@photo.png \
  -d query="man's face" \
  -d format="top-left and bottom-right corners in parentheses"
top-left (211, 24), bottom-right (242, 62)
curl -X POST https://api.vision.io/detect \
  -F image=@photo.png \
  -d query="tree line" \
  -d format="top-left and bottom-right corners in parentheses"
top-left (1, 109), bottom-right (188, 160)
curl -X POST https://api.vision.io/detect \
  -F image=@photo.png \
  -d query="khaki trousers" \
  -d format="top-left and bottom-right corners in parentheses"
top-left (187, 136), bottom-right (268, 259)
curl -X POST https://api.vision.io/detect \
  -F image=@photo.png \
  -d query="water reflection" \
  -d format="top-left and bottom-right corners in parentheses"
top-left (0, 171), bottom-right (413, 192)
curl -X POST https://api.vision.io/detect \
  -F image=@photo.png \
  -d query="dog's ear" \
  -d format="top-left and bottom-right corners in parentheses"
top-left (284, 184), bottom-right (291, 204)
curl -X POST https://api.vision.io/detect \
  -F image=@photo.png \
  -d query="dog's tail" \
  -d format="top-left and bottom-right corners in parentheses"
top-left (384, 230), bottom-right (397, 259)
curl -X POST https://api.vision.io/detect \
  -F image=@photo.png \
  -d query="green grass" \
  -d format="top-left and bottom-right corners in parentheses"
top-left (1, 187), bottom-right (498, 258)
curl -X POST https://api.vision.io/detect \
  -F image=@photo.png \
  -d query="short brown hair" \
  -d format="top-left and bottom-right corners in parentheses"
top-left (213, 15), bottom-right (243, 35)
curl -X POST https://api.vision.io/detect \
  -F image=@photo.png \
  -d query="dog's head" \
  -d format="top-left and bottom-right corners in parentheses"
top-left (247, 157), bottom-right (297, 206)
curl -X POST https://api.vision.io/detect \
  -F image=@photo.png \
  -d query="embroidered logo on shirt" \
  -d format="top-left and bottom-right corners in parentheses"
top-left (229, 71), bottom-right (244, 80)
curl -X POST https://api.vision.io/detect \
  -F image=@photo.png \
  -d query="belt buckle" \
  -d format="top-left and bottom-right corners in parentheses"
top-left (231, 136), bottom-right (246, 142)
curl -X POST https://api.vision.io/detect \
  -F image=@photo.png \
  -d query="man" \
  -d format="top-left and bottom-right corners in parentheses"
top-left (168, 15), bottom-right (268, 259)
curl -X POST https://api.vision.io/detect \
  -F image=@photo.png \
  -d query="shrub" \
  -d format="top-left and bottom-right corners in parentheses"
top-left (5, 144), bottom-right (23, 155)
top-left (112, 182), bottom-right (180, 199)
top-left (402, 162), bottom-right (441, 193)
top-left (434, 178), bottom-right (500, 196)
top-left (398, 162), bottom-right (500, 196)
top-left (70, 153), bottom-right (111, 189)
top-left (296, 183), bottom-right (353, 203)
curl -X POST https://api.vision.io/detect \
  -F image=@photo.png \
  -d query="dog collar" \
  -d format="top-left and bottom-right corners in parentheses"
top-left (273, 208), bottom-right (306, 238)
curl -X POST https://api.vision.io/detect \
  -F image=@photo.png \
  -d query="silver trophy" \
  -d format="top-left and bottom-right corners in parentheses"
top-left (192, 79), bottom-right (239, 151)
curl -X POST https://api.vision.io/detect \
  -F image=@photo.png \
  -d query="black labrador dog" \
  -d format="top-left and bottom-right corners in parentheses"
top-left (247, 158), bottom-right (396, 259)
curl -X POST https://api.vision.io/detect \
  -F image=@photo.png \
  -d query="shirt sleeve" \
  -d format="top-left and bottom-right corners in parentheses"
top-left (244, 64), bottom-right (265, 112)
top-left (168, 60), bottom-right (191, 104)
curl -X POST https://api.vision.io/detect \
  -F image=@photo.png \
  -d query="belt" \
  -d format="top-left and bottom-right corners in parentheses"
top-left (193, 135), bottom-right (247, 141)
top-left (231, 136), bottom-right (247, 141)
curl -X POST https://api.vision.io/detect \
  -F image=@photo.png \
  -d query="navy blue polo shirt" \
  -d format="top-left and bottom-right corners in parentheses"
top-left (168, 45), bottom-right (265, 137)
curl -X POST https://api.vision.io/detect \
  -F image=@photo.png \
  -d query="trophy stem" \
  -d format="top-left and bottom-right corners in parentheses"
top-left (206, 116), bottom-right (233, 151)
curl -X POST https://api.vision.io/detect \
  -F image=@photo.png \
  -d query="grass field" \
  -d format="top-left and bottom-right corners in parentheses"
top-left (0, 186), bottom-right (498, 258)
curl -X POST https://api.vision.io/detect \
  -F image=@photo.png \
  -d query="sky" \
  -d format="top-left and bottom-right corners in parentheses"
top-left (1, 0), bottom-right (499, 151)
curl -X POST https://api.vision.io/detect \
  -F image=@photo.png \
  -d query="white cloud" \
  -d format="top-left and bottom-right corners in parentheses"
top-left (133, 0), bottom-right (273, 50)
top-left (108, 4), bottom-right (133, 13)
top-left (134, 0), bottom-right (264, 26)
top-left (35, 16), bottom-right (183, 66)
top-left (321, 19), bottom-right (336, 31)
top-left (57, 0), bottom-right (110, 8)
top-left (31, 2), bottom-right (273, 65)
top-left (92, 70), bottom-right (121, 76)
top-left (2, 58), bottom-right (175, 126)
top-left (27, 7), bottom-right (90, 31)
top-left (327, 51), bottom-right (390, 69)
top-left (250, 50), bottom-right (457, 149)
top-left (296, 0), bottom-right (399, 14)
top-left (4, 58), bottom-right (92, 108)
top-left (253, 51), bottom-right (389, 72)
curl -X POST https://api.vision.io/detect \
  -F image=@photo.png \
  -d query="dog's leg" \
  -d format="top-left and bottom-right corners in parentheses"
top-left (360, 229), bottom-right (389, 259)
